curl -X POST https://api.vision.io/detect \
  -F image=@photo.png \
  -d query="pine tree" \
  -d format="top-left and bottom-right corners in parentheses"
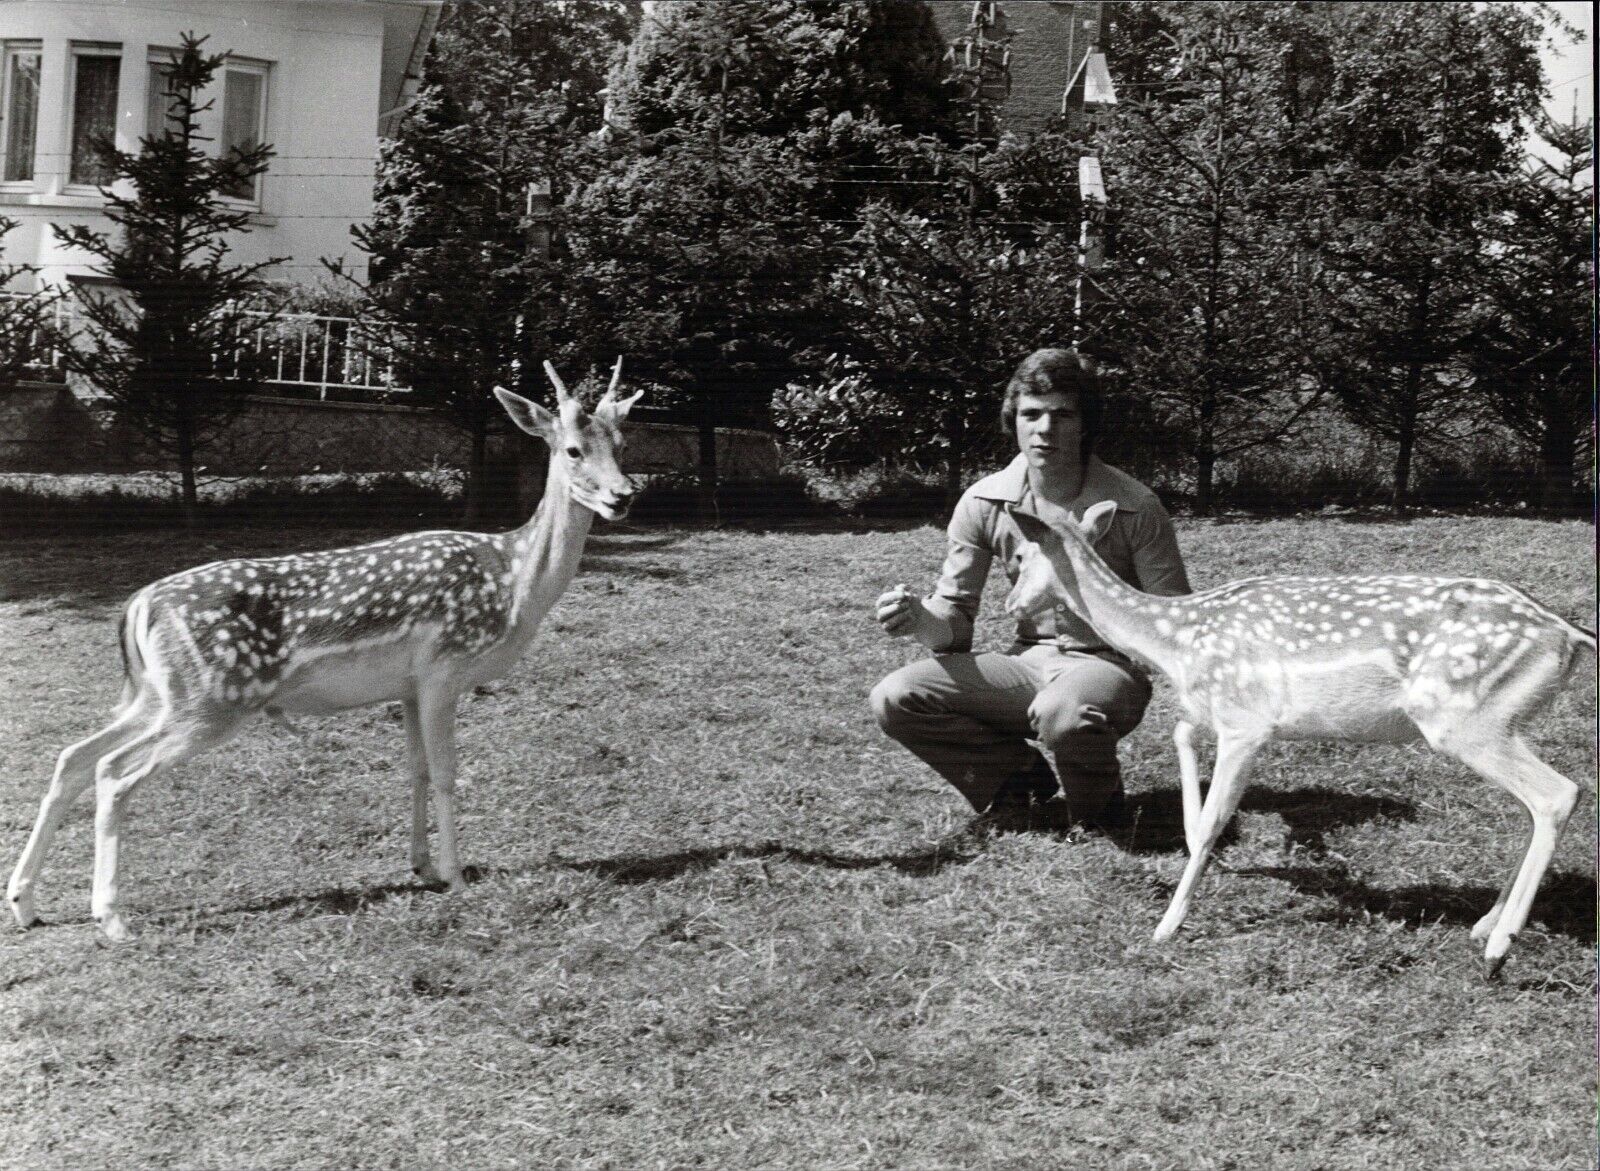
top-left (766, 2), bottom-right (1088, 503)
top-left (1304, 1), bottom-right (1546, 509)
top-left (52, 32), bottom-right (281, 526)
top-left (0, 215), bottom-right (59, 389)
top-left (571, 0), bottom-right (953, 518)
top-left (1089, 2), bottom-right (1327, 515)
top-left (348, 0), bottom-right (636, 523)
top-left (1473, 110), bottom-right (1593, 515)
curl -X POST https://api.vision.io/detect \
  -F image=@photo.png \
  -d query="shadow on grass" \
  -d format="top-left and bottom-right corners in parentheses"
top-left (1103, 785), bottom-right (1593, 946)
top-left (1246, 862), bottom-right (1597, 946)
top-left (156, 839), bottom-right (982, 934)
top-left (553, 838), bottom-right (981, 883)
top-left (578, 529), bottom-right (693, 580)
top-left (157, 876), bottom-right (455, 934)
top-left (1112, 785), bottom-right (1416, 856)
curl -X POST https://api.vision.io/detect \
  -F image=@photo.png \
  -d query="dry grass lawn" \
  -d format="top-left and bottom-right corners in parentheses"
top-left (0, 513), bottom-right (1594, 1169)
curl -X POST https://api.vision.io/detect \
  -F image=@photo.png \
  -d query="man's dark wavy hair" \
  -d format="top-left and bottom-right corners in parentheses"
top-left (1000, 348), bottom-right (1103, 464)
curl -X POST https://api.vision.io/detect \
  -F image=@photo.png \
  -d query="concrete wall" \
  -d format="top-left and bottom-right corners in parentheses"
top-left (0, 382), bottom-right (781, 481)
top-left (0, 0), bottom-right (410, 289)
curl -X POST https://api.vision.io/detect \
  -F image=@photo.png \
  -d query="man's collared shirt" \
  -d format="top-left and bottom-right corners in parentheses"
top-left (923, 454), bottom-right (1191, 657)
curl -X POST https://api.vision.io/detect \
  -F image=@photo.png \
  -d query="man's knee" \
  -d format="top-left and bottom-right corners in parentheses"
top-left (869, 671), bottom-right (916, 735)
top-left (1031, 701), bottom-right (1125, 765)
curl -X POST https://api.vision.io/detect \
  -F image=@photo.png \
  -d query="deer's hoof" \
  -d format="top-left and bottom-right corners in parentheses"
top-left (96, 913), bottom-right (138, 944)
top-left (9, 893), bottom-right (39, 929)
top-left (1482, 942), bottom-right (1513, 981)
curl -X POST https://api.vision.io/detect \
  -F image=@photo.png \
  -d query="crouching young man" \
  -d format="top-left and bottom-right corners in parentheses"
top-left (869, 348), bottom-right (1190, 828)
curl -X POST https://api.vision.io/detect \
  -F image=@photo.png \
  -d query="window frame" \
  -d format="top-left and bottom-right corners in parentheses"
top-left (65, 41), bottom-right (123, 193)
top-left (216, 56), bottom-right (269, 209)
top-left (0, 40), bottom-right (43, 187)
top-left (145, 47), bottom-right (188, 145)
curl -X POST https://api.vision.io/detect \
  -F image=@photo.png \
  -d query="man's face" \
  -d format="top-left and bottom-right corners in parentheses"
top-left (1014, 390), bottom-right (1082, 474)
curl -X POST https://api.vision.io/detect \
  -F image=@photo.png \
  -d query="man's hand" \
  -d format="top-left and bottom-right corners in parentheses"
top-left (875, 583), bottom-right (927, 639)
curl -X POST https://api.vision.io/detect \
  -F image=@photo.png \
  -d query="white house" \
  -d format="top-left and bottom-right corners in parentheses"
top-left (0, 0), bottom-right (440, 290)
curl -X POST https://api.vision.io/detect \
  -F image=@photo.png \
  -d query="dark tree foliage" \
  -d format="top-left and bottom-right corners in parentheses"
top-left (1088, 2), bottom-right (1328, 515)
top-left (1303, 1), bottom-right (1547, 508)
top-left (349, 0), bottom-right (637, 522)
top-left (1098, 0), bottom-right (1553, 512)
top-left (52, 32), bottom-right (281, 526)
top-left (774, 4), bottom-right (1095, 503)
top-left (613, 0), bottom-right (953, 147)
top-left (782, 118), bottom-right (1086, 501)
top-left (0, 216), bottom-right (60, 389)
top-left (1473, 112), bottom-right (1593, 515)
top-left (571, 0), bottom-right (955, 516)
top-left (795, 199), bottom-right (1079, 500)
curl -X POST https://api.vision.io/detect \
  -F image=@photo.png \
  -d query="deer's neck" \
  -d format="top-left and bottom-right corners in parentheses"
top-left (1060, 535), bottom-right (1186, 675)
top-left (501, 462), bottom-right (594, 637)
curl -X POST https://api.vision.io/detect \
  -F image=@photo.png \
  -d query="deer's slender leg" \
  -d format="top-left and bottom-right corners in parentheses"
top-left (1153, 729), bottom-right (1267, 942)
top-left (1173, 719), bottom-right (1203, 857)
top-left (416, 689), bottom-right (466, 893)
top-left (1439, 732), bottom-right (1579, 977)
top-left (90, 708), bottom-right (241, 942)
top-left (401, 698), bottom-right (440, 883)
top-left (1470, 846), bottom-right (1522, 943)
top-left (9, 701), bottom-right (153, 927)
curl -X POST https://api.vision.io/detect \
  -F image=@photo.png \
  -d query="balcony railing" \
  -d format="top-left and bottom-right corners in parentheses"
top-left (230, 309), bottom-right (412, 398)
top-left (0, 292), bottom-right (414, 399)
top-left (0, 291), bottom-right (79, 373)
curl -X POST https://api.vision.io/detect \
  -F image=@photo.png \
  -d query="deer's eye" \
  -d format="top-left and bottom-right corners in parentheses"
top-left (565, 446), bottom-right (581, 459)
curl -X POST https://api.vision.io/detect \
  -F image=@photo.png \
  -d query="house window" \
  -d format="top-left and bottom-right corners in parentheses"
top-left (1, 42), bottom-right (41, 183)
top-left (69, 44), bottom-right (122, 188)
top-left (219, 61), bottom-right (268, 203)
top-left (146, 52), bottom-right (186, 142)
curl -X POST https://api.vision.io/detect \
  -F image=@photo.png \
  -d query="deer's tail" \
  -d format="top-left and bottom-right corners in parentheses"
top-left (115, 591), bottom-right (152, 713)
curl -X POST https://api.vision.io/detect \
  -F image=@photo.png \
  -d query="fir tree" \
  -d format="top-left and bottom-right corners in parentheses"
top-left (1305, 1), bottom-right (1547, 508)
top-left (777, 3), bottom-right (1089, 503)
top-left (348, 0), bottom-right (636, 523)
top-left (52, 32), bottom-right (281, 526)
top-left (1088, 2), bottom-right (1327, 515)
top-left (0, 215), bottom-right (59, 390)
top-left (1473, 110), bottom-right (1594, 515)
top-left (571, 0), bottom-right (953, 518)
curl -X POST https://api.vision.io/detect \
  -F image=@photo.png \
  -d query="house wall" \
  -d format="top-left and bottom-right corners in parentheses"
top-left (925, 0), bottom-right (1103, 133)
top-left (0, 0), bottom-right (391, 290)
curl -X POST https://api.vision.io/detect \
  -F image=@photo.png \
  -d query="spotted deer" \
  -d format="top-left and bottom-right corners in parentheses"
top-left (1004, 501), bottom-right (1595, 977)
top-left (9, 360), bottom-right (641, 942)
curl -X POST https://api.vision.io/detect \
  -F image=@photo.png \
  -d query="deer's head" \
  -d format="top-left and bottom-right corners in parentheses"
top-left (494, 357), bottom-right (644, 521)
top-left (1004, 500), bottom-right (1117, 621)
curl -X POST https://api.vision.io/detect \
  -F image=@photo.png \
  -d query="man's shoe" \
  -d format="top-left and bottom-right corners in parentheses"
top-left (967, 803), bottom-right (1033, 837)
top-left (988, 758), bottom-right (1060, 811)
top-left (972, 761), bottom-right (1061, 836)
top-left (1077, 787), bottom-right (1128, 833)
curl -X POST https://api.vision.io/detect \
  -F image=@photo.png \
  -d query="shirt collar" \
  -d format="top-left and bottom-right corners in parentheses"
top-left (970, 454), bottom-right (1132, 512)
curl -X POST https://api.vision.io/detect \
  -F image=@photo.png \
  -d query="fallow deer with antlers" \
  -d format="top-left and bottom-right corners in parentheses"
top-left (9, 360), bottom-right (641, 942)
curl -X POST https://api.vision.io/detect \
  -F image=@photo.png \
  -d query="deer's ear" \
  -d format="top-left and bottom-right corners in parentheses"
top-left (1005, 504), bottom-right (1054, 546)
top-left (494, 386), bottom-right (557, 443)
top-left (1080, 500), bottom-right (1118, 542)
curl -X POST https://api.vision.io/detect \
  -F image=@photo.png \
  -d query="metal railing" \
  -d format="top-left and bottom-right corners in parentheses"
top-left (0, 291), bottom-right (414, 398)
top-left (231, 309), bottom-right (411, 398)
top-left (0, 291), bottom-right (79, 373)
